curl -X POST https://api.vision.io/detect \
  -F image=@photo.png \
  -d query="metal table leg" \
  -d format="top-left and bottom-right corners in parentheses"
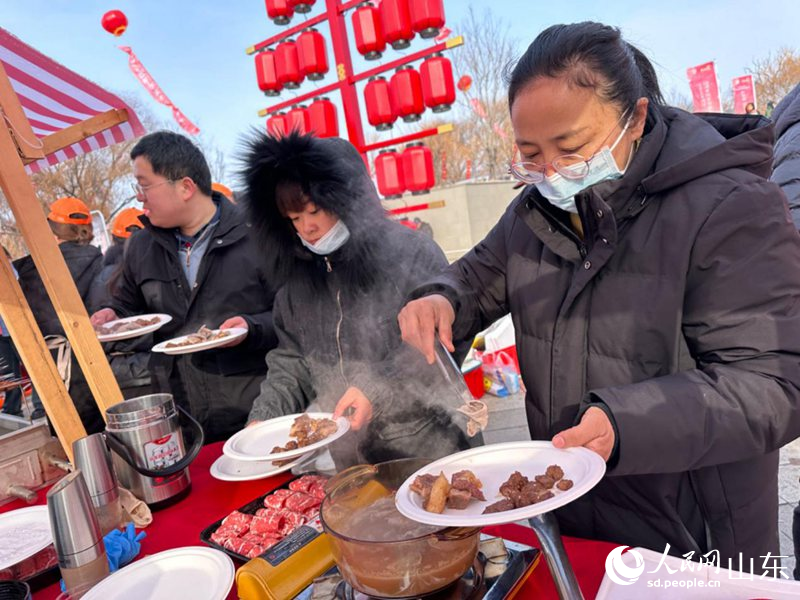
top-left (528, 512), bottom-right (585, 600)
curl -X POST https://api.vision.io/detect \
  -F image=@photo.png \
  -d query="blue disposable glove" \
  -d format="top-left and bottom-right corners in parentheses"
top-left (104, 522), bottom-right (146, 572)
top-left (59, 524), bottom-right (146, 592)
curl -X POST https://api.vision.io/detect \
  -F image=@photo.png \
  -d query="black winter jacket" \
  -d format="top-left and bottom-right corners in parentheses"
top-left (106, 194), bottom-right (278, 442)
top-left (89, 240), bottom-right (152, 397)
top-left (15, 242), bottom-right (104, 431)
top-left (771, 83), bottom-right (800, 228)
top-left (242, 133), bottom-right (473, 466)
top-left (414, 105), bottom-right (800, 565)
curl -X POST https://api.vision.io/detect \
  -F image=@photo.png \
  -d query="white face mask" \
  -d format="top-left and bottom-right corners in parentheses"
top-left (298, 219), bottom-right (351, 255)
top-left (535, 119), bottom-right (633, 214)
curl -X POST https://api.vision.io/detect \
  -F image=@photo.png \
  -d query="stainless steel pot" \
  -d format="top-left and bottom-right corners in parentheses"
top-left (104, 394), bottom-right (203, 506)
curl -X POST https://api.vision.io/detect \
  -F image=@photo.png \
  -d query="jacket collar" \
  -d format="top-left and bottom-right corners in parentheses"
top-left (142, 193), bottom-right (248, 253)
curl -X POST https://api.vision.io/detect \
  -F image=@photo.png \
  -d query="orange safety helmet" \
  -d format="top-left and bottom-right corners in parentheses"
top-left (211, 182), bottom-right (234, 201)
top-left (111, 207), bottom-right (145, 239)
top-left (48, 197), bottom-right (92, 225)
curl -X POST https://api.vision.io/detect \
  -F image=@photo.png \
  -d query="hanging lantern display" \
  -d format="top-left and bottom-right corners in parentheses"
top-left (267, 112), bottom-right (289, 137)
top-left (265, 0), bottom-right (294, 25)
top-left (390, 66), bottom-right (425, 123)
top-left (380, 0), bottom-right (414, 50)
top-left (408, 0), bottom-right (445, 39)
top-left (255, 49), bottom-right (282, 97)
top-left (275, 40), bottom-right (304, 89)
top-left (297, 28), bottom-right (329, 81)
top-left (287, 105), bottom-right (310, 134)
top-left (364, 76), bottom-right (396, 131)
top-left (402, 143), bottom-right (435, 194)
top-left (101, 10), bottom-right (128, 36)
top-left (375, 149), bottom-right (406, 199)
top-left (287, 0), bottom-right (316, 14)
top-left (420, 52), bottom-right (455, 112)
top-left (308, 97), bottom-right (338, 138)
top-left (352, 2), bottom-right (386, 61)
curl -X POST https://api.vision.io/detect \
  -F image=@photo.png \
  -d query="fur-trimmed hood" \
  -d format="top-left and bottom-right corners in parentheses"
top-left (239, 131), bottom-right (391, 290)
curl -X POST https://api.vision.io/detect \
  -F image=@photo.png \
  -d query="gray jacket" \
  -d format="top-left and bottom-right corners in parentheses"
top-left (771, 83), bottom-right (800, 228)
top-left (413, 105), bottom-right (800, 564)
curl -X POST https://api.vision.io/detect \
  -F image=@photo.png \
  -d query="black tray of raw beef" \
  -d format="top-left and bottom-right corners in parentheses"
top-left (200, 473), bottom-right (328, 562)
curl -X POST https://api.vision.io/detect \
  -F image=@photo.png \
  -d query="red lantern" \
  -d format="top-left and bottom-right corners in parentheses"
top-left (352, 2), bottom-right (386, 61)
top-left (380, 0), bottom-right (414, 50)
top-left (375, 150), bottom-right (406, 199)
top-left (402, 143), bottom-right (435, 195)
top-left (267, 112), bottom-right (289, 137)
top-left (364, 76), bottom-right (396, 131)
top-left (101, 10), bottom-right (128, 36)
top-left (255, 49), bottom-right (282, 97)
top-left (420, 52), bottom-right (455, 113)
top-left (308, 97), bottom-right (338, 138)
top-left (457, 74), bottom-right (472, 93)
top-left (287, 105), bottom-right (309, 134)
top-left (297, 29), bottom-right (328, 81)
top-left (390, 66), bottom-right (425, 123)
top-left (408, 0), bottom-right (445, 39)
top-left (275, 40), bottom-right (304, 89)
top-left (288, 0), bottom-right (316, 13)
top-left (265, 0), bottom-right (293, 25)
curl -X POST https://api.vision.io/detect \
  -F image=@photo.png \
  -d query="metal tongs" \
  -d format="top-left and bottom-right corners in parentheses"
top-left (433, 341), bottom-right (488, 437)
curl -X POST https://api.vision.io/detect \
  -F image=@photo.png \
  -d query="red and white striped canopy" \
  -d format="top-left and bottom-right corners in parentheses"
top-left (0, 27), bottom-right (144, 173)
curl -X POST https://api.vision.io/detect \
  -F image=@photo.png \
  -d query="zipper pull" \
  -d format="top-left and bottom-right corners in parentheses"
top-left (325, 257), bottom-right (332, 273)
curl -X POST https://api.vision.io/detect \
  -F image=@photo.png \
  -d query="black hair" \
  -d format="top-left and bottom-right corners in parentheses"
top-left (130, 131), bottom-right (212, 196)
top-left (507, 22), bottom-right (664, 114)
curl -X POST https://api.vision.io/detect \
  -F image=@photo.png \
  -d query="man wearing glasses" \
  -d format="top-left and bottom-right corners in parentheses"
top-left (91, 131), bottom-right (278, 442)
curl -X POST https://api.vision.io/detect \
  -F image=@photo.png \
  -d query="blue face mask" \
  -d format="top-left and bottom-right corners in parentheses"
top-left (535, 120), bottom-right (633, 214)
top-left (299, 219), bottom-right (351, 255)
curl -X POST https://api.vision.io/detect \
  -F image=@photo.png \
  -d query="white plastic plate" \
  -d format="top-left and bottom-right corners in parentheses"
top-left (395, 441), bottom-right (606, 527)
top-left (152, 327), bottom-right (247, 355)
top-left (96, 313), bottom-right (172, 342)
top-left (210, 452), bottom-right (308, 482)
top-left (0, 505), bottom-right (53, 571)
top-left (223, 412), bottom-right (350, 462)
top-left (82, 546), bottom-right (234, 600)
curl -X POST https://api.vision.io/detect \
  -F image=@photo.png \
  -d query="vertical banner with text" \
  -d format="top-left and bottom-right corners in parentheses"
top-left (686, 61), bottom-right (722, 113)
top-left (732, 75), bottom-right (757, 113)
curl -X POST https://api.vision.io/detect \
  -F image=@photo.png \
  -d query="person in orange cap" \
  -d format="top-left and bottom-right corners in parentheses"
top-left (110, 207), bottom-right (145, 240)
top-left (211, 182), bottom-right (235, 203)
top-left (90, 207), bottom-right (145, 308)
top-left (14, 197), bottom-right (103, 426)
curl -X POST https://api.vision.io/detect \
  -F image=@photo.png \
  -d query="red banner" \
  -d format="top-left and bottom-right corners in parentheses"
top-left (732, 75), bottom-right (757, 114)
top-left (686, 61), bottom-right (721, 113)
top-left (119, 46), bottom-right (200, 135)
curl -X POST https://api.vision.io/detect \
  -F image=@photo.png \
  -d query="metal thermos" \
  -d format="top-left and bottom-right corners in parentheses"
top-left (104, 394), bottom-right (203, 506)
top-left (46, 471), bottom-right (110, 598)
top-left (72, 434), bottom-right (124, 534)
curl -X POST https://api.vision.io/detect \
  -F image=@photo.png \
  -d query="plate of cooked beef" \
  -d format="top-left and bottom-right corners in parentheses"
top-left (394, 441), bottom-right (606, 527)
top-left (95, 313), bottom-right (172, 342)
top-left (151, 325), bottom-right (247, 355)
top-left (223, 413), bottom-right (350, 462)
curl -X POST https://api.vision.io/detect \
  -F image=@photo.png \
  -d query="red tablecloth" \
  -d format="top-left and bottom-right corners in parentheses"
top-left (2, 442), bottom-right (616, 599)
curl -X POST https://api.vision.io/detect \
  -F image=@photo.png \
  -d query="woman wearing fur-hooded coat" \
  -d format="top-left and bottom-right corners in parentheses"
top-left (241, 132), bottom-right (474, 467)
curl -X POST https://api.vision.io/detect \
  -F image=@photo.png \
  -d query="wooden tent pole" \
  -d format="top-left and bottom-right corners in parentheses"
top-left (0, 61), bottom-right (123, 421)
top-left (0, 251), bottom-right (85, 462)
